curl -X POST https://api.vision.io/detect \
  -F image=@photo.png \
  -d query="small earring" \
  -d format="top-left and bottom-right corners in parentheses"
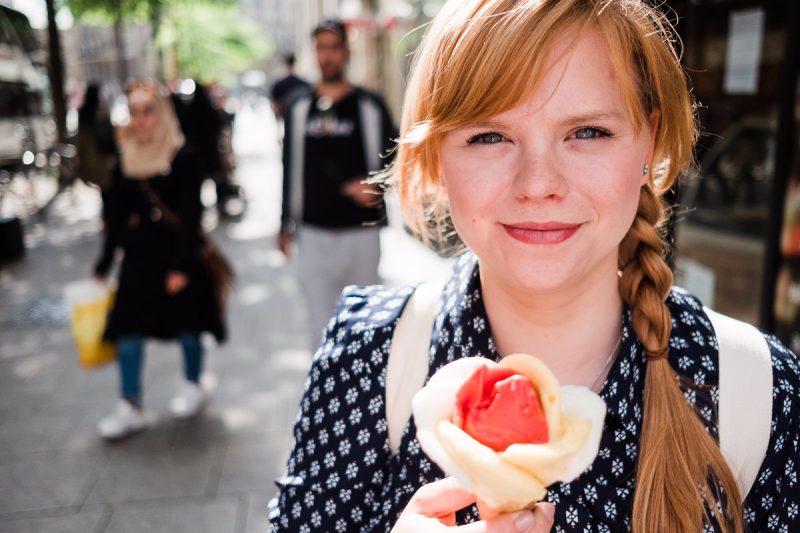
top-left (642, 165), bottom-right (649, 176)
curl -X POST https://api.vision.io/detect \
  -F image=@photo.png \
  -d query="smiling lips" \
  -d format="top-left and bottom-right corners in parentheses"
top-left (502, 221), bottom-right (581, 245)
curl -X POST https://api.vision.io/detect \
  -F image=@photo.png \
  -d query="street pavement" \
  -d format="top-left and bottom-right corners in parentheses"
top-left (0, 99), bottom-right (451, 533)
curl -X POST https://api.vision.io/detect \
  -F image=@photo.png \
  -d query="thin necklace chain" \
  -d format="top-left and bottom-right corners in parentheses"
top-left (589, 331), bottom-right (623, 391)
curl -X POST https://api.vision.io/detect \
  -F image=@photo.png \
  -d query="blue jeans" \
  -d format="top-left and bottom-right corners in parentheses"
top-left (117, 334), bottom-right (203, 403)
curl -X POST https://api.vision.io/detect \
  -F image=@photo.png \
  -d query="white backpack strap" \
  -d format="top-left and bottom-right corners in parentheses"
top-left (386, 281), bottom-right (443, 455)
top-left (706, 307), bottom-right (773, 500)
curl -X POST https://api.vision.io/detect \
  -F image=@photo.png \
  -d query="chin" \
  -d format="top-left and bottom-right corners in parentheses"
top-left (479, 250), bottom-right (574, 294)
top-left (321, 70), bottom-right (344, 83)
top-left (508, 270), bottom-right (573, 294)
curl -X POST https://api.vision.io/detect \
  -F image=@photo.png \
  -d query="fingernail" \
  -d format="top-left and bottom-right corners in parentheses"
top-left (514, 512), bottom-right (536, 531)
top-left (542, 502), bottom-right (556, 520)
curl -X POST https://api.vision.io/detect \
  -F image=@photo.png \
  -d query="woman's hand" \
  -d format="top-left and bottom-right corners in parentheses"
top-left (165, 271), bottom-right (189, 295)
top-left (392, 478), bottom-right (555, 532)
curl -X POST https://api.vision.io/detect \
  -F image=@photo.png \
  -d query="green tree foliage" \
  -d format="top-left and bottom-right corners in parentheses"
top-left (65, 0), bottom-right (154, 25)
top-left (65, 0), bottom-right (270, 84)
top-left (158, 2), bottom-right (270, 85)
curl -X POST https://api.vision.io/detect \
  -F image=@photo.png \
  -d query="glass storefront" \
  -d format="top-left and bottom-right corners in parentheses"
top-left (672, 0), bottom-right (797, 334)
top-left (772, 62), bottom-right (800, 351)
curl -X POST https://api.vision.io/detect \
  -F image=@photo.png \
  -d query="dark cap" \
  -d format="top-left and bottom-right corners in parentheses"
top-left (312, 18), bottom-right (347, 43)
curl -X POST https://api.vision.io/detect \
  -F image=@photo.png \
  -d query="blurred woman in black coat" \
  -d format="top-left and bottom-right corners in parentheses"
top-left (76, 83), bottom-right (117, 224)
top-left (92, 80), bottom-right (225, 440)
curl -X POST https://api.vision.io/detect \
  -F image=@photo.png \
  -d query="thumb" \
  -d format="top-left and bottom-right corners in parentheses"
top-left (459, 503), bottom-right (555, 533)
top-left (410, 477), bottom-right (477, 518)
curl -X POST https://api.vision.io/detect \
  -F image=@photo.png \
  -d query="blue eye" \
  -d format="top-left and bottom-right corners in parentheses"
top-left (574, 127), bottom-right (612, 140)
top-left (467, 132), bottom-right (505, 145)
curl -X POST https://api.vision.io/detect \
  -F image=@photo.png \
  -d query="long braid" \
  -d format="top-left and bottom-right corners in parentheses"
top-left (622, 186), bottom-right (744, 532)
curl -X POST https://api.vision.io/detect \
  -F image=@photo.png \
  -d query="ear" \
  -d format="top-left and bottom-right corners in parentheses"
top-left (642, 110), bottom-right (660, 186)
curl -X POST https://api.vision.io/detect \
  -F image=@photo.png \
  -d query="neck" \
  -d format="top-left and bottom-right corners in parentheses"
top-left (480, 256), bottom-right (624, 389)
top-left (317, 79), bottom-right (351, 99)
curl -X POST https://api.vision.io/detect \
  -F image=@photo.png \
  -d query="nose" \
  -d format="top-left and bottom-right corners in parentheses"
top-left (511, 148), bottom-right (568, 201)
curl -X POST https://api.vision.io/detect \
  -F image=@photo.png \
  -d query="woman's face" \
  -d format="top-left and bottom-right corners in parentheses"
top-left (128, 94), bottom-right (160, 142)
top-left (440, 29), bottom-right (657, 295)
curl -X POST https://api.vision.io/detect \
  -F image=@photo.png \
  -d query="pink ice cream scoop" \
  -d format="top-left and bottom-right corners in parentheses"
top-left (453, 365), bottom-right (549, 452)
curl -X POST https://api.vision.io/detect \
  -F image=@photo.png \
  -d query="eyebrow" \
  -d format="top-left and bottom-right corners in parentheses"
top-left (560, 111), bottom-right (626, 127)
top-left (465, 120), bottom-right (508, 130)
top-left (465, 111), bottom-right (627, 131)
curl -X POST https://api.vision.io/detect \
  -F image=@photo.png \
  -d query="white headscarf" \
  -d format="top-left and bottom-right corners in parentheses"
top-left (117, 83), bottom-right (185, 179)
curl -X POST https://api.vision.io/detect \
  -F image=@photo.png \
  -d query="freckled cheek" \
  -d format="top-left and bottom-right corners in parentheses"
top-left (441, 158), bottom-right (508, 225)
top-left (580, 157), bottom-right (642, 194)
top-left (593, 167), bottom-right (645, 231)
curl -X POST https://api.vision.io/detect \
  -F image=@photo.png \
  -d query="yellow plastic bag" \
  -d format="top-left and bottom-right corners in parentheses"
top-left (64, 280), bottom-right (116, 369)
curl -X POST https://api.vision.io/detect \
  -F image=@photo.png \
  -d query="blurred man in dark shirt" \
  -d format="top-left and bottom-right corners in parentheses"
top-left (270, 53), bottom-right (310, 122)
top-left (278, 19), bottom-right (397, 343)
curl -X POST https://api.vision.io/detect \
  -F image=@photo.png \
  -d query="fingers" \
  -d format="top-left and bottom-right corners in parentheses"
top-left (392, 478), bottom-right (476, 532)
top-left (391, 513), bottom-right (453, 533)
top-left (458, 502), bottom-right (555, 533)
top-left (476, 499), bottom-right (498, 520)
top-left (409, 477), bottom-right (478, 519)
top-left (394, 478), bottom-right (556, 533)
top-left (530, 502), bottom-right (556, 532)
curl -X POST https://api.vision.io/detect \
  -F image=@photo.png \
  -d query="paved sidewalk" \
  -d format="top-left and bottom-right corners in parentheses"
top-left (0, 101), bottom-right (450, 533)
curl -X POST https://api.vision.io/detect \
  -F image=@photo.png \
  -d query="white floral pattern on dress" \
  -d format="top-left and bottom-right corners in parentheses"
top-left (269, 254), bottom-right (800, 532)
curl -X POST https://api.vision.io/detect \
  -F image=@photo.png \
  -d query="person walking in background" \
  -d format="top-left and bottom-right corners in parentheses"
top-left (172, 82), bottom-right (232, 212)
top-left (269, 53), bottom-right (310, 123)
top-left (189, 83), bottom-right (230, 209)
top-left (76, 82), bottom-right (117, 225)
top-left (92, 80), bottom-right (226, 440)
top-left (209, 82), bottom-right (245, 217)
top-left (208, 82), bottom-right (237, 197)
top-left (277, 18), bottom-right (397, 343)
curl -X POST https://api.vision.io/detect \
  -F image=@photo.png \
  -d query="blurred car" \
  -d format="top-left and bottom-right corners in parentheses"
top-left (0, 6), bottom-right (58, 175)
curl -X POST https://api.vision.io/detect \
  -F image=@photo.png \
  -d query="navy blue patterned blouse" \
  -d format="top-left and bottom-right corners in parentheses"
top-left (269, 253), bottom-right (800, 532)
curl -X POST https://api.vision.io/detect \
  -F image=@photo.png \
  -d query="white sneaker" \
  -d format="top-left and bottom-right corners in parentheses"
top-left (169, 381), bottom-right (205, 419)
top-left (97, 400), bottom-right (154, 440)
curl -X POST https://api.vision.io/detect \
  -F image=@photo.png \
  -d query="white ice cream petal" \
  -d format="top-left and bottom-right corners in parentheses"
top-left (556, 385), bottom-right (607, 481)
top-left (412, 357), bottom-right (495, 491)
top-left (437, 420), bottom-right (547, 511)
top-left (412, 379), bottom-right (473, 488)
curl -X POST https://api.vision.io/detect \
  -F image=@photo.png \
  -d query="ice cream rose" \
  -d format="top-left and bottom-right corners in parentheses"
top-left (412, 354), bottom-right (606, 513)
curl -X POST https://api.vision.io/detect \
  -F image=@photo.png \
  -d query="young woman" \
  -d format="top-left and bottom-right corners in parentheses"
top-left (93, 80), bottom-right (225, 439)
top-left (269, 0), bottom-right (800, 530)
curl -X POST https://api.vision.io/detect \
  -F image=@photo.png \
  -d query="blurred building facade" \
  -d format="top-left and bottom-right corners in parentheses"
top-left (240, 0), bottom-right (296, 55)
top-left (61, 22), bottom-right (157, 100)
